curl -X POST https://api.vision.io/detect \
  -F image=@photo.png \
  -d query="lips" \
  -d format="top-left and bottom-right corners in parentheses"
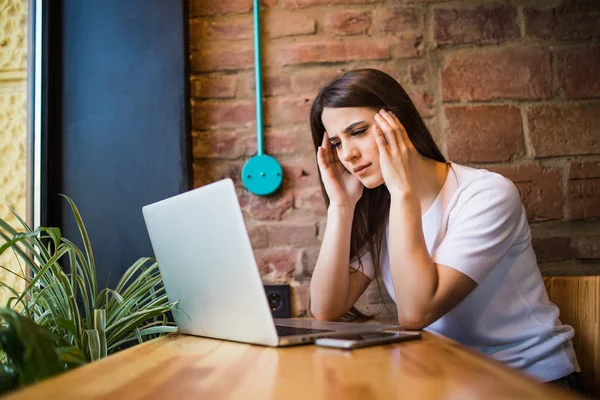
top-left (353, 163), bottom-right (371, 175)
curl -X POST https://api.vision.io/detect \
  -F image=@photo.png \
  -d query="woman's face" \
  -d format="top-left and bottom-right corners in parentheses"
top-left (321, 107), bottom-right (384, 189)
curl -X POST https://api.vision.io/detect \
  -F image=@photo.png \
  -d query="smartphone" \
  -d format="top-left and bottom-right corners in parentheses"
top-left (315, 331), bottom-right (421, 349)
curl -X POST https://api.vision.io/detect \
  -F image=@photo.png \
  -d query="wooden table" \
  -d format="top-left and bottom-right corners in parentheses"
top-left (2, 332), bottom-right (584, 399)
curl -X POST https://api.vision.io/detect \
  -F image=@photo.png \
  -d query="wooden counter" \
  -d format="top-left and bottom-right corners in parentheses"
top-left (2, 332), bottom-right (584, 399)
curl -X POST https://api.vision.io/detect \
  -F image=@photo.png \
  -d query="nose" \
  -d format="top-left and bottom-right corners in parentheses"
top-left (340, 141), bottom-right (359, 163)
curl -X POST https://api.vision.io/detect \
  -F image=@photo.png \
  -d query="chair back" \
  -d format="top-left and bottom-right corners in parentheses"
top-left (544, 276), bottom-right (600, 397)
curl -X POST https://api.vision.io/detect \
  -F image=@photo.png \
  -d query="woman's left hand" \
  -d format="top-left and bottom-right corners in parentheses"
top-left (373, 109), bottom-right (419, 198)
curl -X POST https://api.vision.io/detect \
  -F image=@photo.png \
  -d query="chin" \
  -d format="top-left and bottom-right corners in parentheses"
top-left (360, 175), bottom-right (385, 189)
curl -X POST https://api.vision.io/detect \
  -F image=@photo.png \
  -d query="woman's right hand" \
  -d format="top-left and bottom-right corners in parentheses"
top-left (317, 132), bottom-right (364, 209)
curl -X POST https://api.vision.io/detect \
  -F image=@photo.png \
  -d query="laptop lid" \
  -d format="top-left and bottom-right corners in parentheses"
top-left (142, 179), bottom-right (279, 346)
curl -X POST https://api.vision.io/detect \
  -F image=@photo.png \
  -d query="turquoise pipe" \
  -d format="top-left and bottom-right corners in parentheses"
top-left (253, 0), bottom-right (264, 156)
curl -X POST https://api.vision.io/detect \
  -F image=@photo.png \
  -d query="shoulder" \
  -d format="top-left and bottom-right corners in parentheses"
top-left (449, 164), bottom-right (523, 220)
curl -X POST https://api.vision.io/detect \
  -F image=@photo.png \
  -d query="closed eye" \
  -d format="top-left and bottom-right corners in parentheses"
top-left (329, 127), bottom-right (368, 149)
top-left (351, 128), bottom-right (368, 136)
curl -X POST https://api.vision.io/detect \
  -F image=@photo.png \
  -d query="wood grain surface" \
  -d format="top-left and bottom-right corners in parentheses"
top-left (1, 331), bottom-right (585, 400)
top-left (544, 276), bottom-right (600, 397)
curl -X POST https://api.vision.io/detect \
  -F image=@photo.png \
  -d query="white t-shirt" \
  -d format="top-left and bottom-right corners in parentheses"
top-left (351, 162), bottom-right (579, 382)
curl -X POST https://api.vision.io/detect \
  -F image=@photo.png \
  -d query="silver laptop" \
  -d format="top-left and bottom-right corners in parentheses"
top-left (142, 178), bottom-right (397, 346)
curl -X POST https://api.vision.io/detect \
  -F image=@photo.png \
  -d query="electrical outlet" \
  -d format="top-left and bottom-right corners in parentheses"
top-left (264, 284), bottom-right (291, 318)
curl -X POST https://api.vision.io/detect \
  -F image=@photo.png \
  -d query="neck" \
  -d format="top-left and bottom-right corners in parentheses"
top-left (415, 156), bottom-right (449, 214)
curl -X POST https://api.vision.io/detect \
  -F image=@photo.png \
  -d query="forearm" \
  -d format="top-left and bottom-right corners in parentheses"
top-left (310, 206), bottom-right (355, 320)
top-left (388, 192), bottom-right (439, 327)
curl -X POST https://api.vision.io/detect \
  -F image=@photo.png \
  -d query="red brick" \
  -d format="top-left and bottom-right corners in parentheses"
top-left (190, 12), bottom-right (313, 41)
top-left (567, 161), bottom-right (600, 220)
top-left (290, 281), bottom-right (311, 317)
top-left (241, 125), bottom-right (314, 156)
top-left (325, 10), bottom-right (372, 36)
top-left (189, 0), bottom-right (252, 16)
top-left (301, 246), bottom-right (321, 275)
top-left (264, 10), bottom-right (316, 38)
top-left (193, 159), bottom-right (244, 187)
top-left (407, 90), bottom-right (434, 118)
top-left (445, 106), bottom-right (524, 163)
top-left (238, 72), bottom-right (291, 98)
top-left (434, 5), bottom-right (519, 45)
top-left (191, 17), bottom-right (253, 42)
top-left (290, 68), bottom-right (344, 92)
top-left (528, 104), bottom-right (600, 157)
top-left (570, 160), bottom-right (600, 179)
top-left (318, 220), bottom-right (327, 240)
top-left (525, 1), bottom-right (600, 41)
top-left (572, 235), bottom-right (600, 259)
top-left (247, 224), bottom-right (269, 249)
top-left (295, 186), bottom-right (327, 215)
top-left (556, 46), bottom-right (600, 100)
top-left (192, 100), bottom-right (255, 130)
top-left (391, 30), bottom-right (424, 58)
top-left (282, 160), bottom-right (320, 189)
top-left (270, 39), bottom-right (390, 67)
top-left (264, 96), bottom-right (312, 125)
top-left (409, 61), bottom-right (428, 85)
top-left (192, 129), bottom-right (252, 158)
top-left (442, 47), bottom-right (552, 101)
top-left (532, 237), bottom-right (573, 263)
top-left (489, 164), bottom-right (563, 222)
top-left (372, 7), bottom-right (419, 34)
top-left (190, 46), bottom-right (253, 72)
top-left (266, 223), bottom-right (318, 247)
top-left (274, 125), bottom-right (315, 154)
top-left (254, 248), bottom-right (297, 279)
top-left (567, 180), bottom-right (600, 220)
top-left (282, 0), bottom-right (374, 8)
top-left (402, 0), bottom-right (447, 2)
top-left (190, 75), bottom-right (237, 99)
top-left (237, 188), bottom-right (295, 220)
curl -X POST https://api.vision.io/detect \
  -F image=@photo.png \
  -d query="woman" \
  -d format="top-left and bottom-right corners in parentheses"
top-left (308, 68), bottom-right (582, 390)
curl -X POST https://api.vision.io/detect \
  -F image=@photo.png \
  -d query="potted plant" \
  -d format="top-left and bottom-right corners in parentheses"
top-left (0, 196), bottom-right (177, 393)
top-left (0, 307), bottom-right (86, 393)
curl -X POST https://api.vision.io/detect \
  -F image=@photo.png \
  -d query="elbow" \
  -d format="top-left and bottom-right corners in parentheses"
top-left (397, 318), bottom-right (427, 330)
top-left (310, 304), bottom-right (342, 322)
top-left (396, 310), bottom-right (431, 330)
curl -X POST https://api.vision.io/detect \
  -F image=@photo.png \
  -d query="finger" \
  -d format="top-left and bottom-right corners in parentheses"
top-left (374, 111), bottom-right (398, 150)
top-left (322, 131), bottom-right (329, 148)
top-left (317, 146), bottom-right (329, 173)
top-left (321, 132), bottom-right (335, 165)
top-left (379, 109), bottom-right (403, 148)
top-left (379, 109), bottom-right (399, 130)
top-left (322, 131), bottom-right (335, 165)
top-left (387, 111), bottom-right (413, 149)
top-left (372, 124), bottom-right (389, 153)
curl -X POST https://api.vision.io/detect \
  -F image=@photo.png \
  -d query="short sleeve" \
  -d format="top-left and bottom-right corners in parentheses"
top-left (349, 249), bottom-right (375, 279)
top-left (433, 175), bottom-right (527, 284)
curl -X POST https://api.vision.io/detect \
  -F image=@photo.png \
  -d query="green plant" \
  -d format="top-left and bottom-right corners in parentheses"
top-left (0, 196), bottom-right (177, 388)
top-left (0, 308), bottom-right (86, 393)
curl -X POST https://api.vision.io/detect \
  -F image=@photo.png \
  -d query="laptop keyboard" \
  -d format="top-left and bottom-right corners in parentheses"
top-left (275, 325), bottom-right (334, 337)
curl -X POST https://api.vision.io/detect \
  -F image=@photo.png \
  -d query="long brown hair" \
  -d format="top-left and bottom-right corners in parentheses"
top-left (309, 69), bottom-right (445, 319)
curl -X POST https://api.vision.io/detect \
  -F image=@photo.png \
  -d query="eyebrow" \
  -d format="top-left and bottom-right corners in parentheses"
top-left (328, 121), bottom-right (366, 141)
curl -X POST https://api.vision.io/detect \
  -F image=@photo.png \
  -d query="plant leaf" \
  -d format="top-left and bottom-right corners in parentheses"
top-left (84, 329), bottom-right (101, 362)
top-left (59, 195), bottom-right (97, 301)
top-left (0, 309), bottom-right (66, 386)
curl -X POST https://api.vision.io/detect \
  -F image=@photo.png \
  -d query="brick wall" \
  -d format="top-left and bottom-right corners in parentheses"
top-left (188, 0), bottom-right (600, 319)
